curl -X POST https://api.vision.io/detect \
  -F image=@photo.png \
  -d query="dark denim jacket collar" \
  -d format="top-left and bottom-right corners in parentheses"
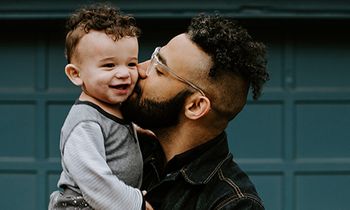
top-left (178, 132), bottom-right (231, 185)
top-left (142, 132), bottom-right (231, 185)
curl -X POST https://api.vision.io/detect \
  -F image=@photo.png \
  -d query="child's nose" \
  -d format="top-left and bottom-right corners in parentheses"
top-left (115, 66), bottom-right (130, 79)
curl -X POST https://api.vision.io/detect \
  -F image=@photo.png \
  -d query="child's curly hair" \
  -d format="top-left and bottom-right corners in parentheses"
top-left (65, 3), bottom-right (140, 63)
top-left (188, 14), bottom-right (269, 100)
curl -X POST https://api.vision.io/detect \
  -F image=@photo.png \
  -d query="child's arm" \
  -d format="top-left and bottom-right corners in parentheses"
top-left (62, 121), bottom-right (143, 209)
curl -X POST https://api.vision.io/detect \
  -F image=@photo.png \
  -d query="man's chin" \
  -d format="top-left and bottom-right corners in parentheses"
top-left (122, 89), bottom-right (190, 130)
top-left (121, 94), bottom-right (139, 121)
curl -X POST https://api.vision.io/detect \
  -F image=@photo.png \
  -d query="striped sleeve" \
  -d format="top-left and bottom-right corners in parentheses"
top-left (63, 121), bottom-right (143, 210)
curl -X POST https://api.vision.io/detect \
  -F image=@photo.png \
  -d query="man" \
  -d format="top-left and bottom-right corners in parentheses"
top-left (122, 14), bottom-right (269, 209)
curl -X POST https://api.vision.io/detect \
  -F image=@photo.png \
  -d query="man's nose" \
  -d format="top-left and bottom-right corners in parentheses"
top-left (137, 60), bottom-right (150, 79)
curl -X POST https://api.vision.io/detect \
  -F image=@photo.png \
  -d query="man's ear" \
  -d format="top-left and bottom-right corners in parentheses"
top-left (184, 95), bottom-right (211, 120)
top-left (65, 64), bottom-right (82, 86)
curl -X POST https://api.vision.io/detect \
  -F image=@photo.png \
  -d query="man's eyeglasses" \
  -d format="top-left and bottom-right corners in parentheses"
top-left (146, 47), bottom-right (206, 96)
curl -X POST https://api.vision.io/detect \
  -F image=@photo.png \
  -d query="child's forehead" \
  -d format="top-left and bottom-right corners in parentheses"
top-left (75, 32), bottom-right (138, 62)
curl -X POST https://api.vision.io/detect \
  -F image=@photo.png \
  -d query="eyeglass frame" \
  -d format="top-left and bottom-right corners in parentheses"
top-left (146, 47), bottom-right (206, 97)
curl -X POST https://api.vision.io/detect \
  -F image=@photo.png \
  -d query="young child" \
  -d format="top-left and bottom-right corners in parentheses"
top-left (49, 3), bottom-right (148, 210)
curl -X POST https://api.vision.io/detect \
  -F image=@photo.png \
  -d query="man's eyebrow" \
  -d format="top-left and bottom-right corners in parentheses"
top-left (157, 50), bottom-right (168, 66)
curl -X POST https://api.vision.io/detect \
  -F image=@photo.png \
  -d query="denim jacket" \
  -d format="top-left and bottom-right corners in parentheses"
top-left (140, 132), bottom-right (264, 210)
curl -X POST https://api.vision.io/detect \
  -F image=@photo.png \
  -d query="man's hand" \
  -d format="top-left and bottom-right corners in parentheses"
top-left (133, 123), bottom-right (157, 140)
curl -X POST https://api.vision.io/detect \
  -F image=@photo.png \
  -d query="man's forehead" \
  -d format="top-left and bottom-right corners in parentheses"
top-left (163, 33), bottom-right (211, 68)
top-left (166, 33), bottom-right (194, 53)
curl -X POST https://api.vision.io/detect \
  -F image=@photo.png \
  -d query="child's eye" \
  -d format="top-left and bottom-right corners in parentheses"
top-left (103, 63), bottom-right (115, 68)
top-left (128, 62), bottom-right (137, 67)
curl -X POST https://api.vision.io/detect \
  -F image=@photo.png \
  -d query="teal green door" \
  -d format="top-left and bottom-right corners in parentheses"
top-left (226, 20), bottom-right (350, 210)
top-left (1, 3), bottom-right (350, 210)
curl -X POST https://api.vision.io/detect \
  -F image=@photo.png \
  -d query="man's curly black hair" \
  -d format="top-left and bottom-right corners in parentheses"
top-left (65, 3), bottom-right (140, 63)
top-left (188, 14), bottom-right (269, 100)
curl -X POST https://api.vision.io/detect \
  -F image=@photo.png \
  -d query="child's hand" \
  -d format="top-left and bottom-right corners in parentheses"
top-left (142, 191), bottom-right (154, 210)
top-left (145, 201), bottom-right (154, 210)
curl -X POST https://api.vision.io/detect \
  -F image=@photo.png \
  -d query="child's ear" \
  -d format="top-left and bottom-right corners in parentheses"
top-left (184, 95), bottom-right (211, 120)
top-left (65, 64), bottom-right (82, 86)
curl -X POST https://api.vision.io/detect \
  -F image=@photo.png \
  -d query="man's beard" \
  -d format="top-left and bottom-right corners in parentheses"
top-left (121, 85), bottom-right (191, 130)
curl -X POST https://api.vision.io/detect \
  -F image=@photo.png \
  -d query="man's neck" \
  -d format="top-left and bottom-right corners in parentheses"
top-left (154, 123), bottom-right (222, 162)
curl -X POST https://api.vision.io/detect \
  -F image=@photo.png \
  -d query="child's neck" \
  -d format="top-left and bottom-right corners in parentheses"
top-left (79, 92), bottom-right (123, 119)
